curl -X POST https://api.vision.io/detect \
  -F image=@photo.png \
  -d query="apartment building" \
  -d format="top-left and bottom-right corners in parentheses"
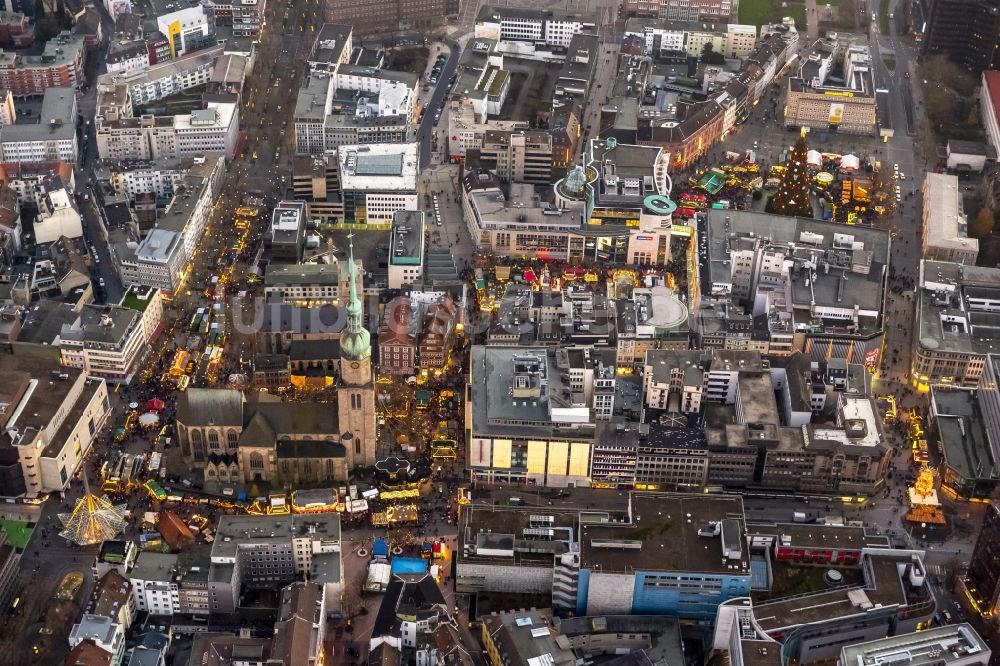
top-left (129, 552), bottom-right (181, 615)
top-left (117, 154), bottom-right (225, 294)
top-left (921, 0), bottom-right (1000, 72)
top-left (0, 31), bottom-right (86, 96)
top-left (337, 143), bottom-right (418, 223)
top-left (97, 45), bottom-right (224, 105)
top-left (478, 130), bottom-right (553, 185)
top-left (475, 5), bottom-right (597, 58)
top-left (99, 156), bottom-right (191, 200)
top-left (58, 303), bottom-right (150, 384)
top-left (923, 173), bottom-right (979, 264)
top-left (263, 261), bottom-right (356, 306)
top-left (293, 66), bottom-right (416, 155)
top-left (624, 19), bottom-right (757, 59)
top-left (463, 140), bottom-right (673, 264)
top-left (963, 502), bottom-right (1000, 619)
top-left (627, 0), bottom-right (735, 20)
top-left (33, 183), bottom-right (82, 244)
top-left (321, 0), bottom-right (458, 33)
top-left (696, 209), bottom-right (888, 363)
top-left (0, 160), bottom-right (75, 207)
top-left (96, 88), bottom-right (239, 161)
top-left (68, 615), bottom-right (126, 666)
top-left (913, 260), bottom-right (1000, 390)
top-left (155, 6), bottom-right (214, 57)
top-left (0, 354), bottom-right (111, 495)
top-left (208, 515), bottom-right (343, 614)
top-left (929, 387), bottom-right (1000, 500)
top-left (785, 39), bottom-right (878, 135)
top-left (0, 87), bottom-right (78, 163)
top-left (614, 285), bottom-right (691, 369)
top-left (387, 211), bottom-right (424, 289)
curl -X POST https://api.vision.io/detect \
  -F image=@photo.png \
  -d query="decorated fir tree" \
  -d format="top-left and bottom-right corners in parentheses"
top-left (767, 129), bottom-right (813, 217)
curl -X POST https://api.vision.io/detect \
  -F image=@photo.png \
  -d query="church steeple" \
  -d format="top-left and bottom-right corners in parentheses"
top-left (341, 234), bottom-right (371, 361)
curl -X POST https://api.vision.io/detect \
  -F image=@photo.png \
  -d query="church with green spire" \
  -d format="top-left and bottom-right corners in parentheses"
top-left (337, 235), bottom-right (377, 467)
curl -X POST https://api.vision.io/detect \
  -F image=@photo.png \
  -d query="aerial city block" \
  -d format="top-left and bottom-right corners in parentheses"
top-left (0, 0), bottom-right (998, 663)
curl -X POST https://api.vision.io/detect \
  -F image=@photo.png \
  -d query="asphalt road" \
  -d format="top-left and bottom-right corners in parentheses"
top-left (418, 46), bottom-right (461, 169)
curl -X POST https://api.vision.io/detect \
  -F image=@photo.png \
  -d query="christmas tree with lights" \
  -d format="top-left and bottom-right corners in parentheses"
top-left (767, 129), bottom-right (813, 217)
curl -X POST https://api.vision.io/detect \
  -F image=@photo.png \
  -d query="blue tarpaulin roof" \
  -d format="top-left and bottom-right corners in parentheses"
top-left (391, 557), bottom-right (428, 575)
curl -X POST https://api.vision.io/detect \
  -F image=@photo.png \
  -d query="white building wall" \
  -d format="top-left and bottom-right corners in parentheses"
top-left (982, 73), bottom-right (1000, 154)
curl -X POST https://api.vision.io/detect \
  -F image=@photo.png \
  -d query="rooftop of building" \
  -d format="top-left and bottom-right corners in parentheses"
top-left (476, 4), bottom-right (596, 25)
top-left (465, 175), bottom-right (584, 230)
top-left (924, 172), bottom-right (978, 254)
top-left (156, 173), bottom-right (211, 233)
top-left (839, 623), bottom-right (989, 666)
top-left (931, 387), bottom-right (998, 482)
top-left (256, 303), bottom-right (347, 334)
top-left (458, 504), bottom-right (583, 567)
top-left (99, 45), bottom-right (224, 90)
top-left (211, 514), bottom-right (341, 560)
top-left (0, 31), bottom-right (85, 68)
top-left (175, 388), bottom-right (244, 427)
top-left (483, 609), bottom-right (574, 665)
top-left (63, 304), bottom-right (138, 346)
top-left (334, 64), bottom-right (418, 89)
top-left (580, 493), bottom-right (749, 575)
top-left (337, 143), bottom-right (418, 192)
top-left (625, 17), bottom-right (754, 33)
top-left (917, 260), bottom-right (1000, 355)
top-left (0, 353), bottom-right (102, 457)
top-left (556, 614), bottom-right (684, 663)
top-left (135, 227), bottom-right (182, 263)
top-left (738, 372), bottom-right (780, 425)
top-left (615, 285), bottom-right (690, 336)
top-left (210, 53), bottom-right (247, 86)
top-left (390, 210), bottom-right (424, 265)
top-left (470, 345), bottom-right (599, 440)
top-left (120, 285), bottom-right (159, 313)
top-left (947, 139), bottom-right (995, 158)
top-left (294, 73), bottom-right (331, 121)
top-left (263, 261), bottom-right (346, 287)
top-left (70, 614), bottom-right (119, 644)
top-left (2, 87), bottom-right (77, 143)
top-left (701, 209), bottom-right (888, 329)
top-left (748, 522), bottom-right (891, 551)
top-left (188, 634), bottom-right (273, 666)
top-left (172, 102), bottom-right (237, 131)
top-left (310, 23), bottom-right (353, 65)
top-left (130, 551), bottom-right (178, 582)
top-left (752, 551), bottom-right (930, 631)
top-left (16, 299), bottom-right (79, 344)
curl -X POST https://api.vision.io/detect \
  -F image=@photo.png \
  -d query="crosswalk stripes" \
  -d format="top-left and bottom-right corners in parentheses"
top-left (926, 564), bottom-right (946, 577)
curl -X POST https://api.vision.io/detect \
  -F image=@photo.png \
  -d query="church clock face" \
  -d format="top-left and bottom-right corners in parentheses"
top-left (351, 362), bottom-right (360, 369)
